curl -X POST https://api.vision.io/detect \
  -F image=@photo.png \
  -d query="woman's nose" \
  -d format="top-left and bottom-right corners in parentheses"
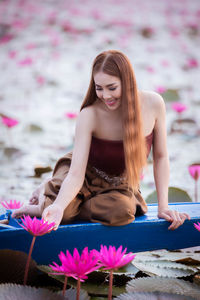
top-left (102, 90), bottom-right (112, 100)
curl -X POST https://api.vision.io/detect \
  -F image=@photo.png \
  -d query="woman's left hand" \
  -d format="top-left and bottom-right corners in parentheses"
top-left (158, 208), bottom-right (190, 230)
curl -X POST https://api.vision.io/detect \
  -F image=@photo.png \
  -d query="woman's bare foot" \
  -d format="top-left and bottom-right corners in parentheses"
top-left (12, 205), bottom-right (41, 219)
top-left (29, 178), bottom-right (50, 205)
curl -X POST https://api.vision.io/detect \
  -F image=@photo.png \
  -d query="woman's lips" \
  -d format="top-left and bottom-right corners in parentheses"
top-left (105, 99), bottom-right (116, 106)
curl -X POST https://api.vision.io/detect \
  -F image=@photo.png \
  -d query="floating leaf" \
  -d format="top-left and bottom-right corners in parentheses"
top-left (134, 250), bottom-right (200, 265)
top-left (170, 118), bottom-right (197, 134)
top-left (132, 260), bottom-right (197, 277)
top-left (3, 147), bottom-right (22, 158)
top-left (0, 284), bottom-right (64, 300)
top-left (26, 124), bottom-right (43, 132)
top-left (194, 274), bottom-right (200, 286)
top-left (34, 166), bottom-right (52, 177)
top-left (114, 291), bottom-right (195, 300)
top-left (59, 287), bottom-right (90, 300)
top-left (145, 187), bottom-right (192, 203)
top-left (162, 89), bottom-right (180, 102)
top-left (38, 265), bottom-right (125, 297)
top-left (126, 278), bottom-right (200, 299)
top-left (0, 249), bottom-right (38, 285)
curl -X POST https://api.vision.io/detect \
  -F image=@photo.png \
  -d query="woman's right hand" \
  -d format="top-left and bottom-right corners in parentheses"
top-left (42, 203), bottom-right (64, 230)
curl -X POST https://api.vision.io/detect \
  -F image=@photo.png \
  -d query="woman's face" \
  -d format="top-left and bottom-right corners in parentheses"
top-left (94, 72), bottom-right (122, 111)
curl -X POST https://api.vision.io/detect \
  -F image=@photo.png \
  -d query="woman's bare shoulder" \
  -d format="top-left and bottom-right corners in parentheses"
top-left (139, 90), bottom-right (165, 111)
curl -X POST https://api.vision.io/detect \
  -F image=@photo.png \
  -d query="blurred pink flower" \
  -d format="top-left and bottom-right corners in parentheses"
top-left (19, 215), bottom-right (55, 237)
top-left (155, 86), bottom-right (166, 94)
top-left (18, 57), bottom-right (33, 66)
top-left (19, 215), bottom-right (55, 285)
top-left (25, 43), bottom-right (37, 50)
top-left (1, 199), bottom-right (23, 209)
top-left (90, 9), bottom-right (102, 20)
top-left (47, 12), bottom-right (57, 25)
top-left (8, 50), bottom-right (17, 59)
top-left (65, 112), bottom-right (78, 119)
top-left (146, 66), bottom-right (155, 73)
top-left (0, 34), bottom-right (14, 44)
top-left (188, 165), bottom-right (200, 181)
top-left (36, 76), bottom-right (45, 85)
top-left (1, 116), bottom-right (19, 128)
top-left (194, 222), bottom-right (200, 232)
top-left (187, 58), bottom-right (198, 68)
top-left (188, 165), bottom-right (200, 202)
top-left (161, 60), bottom-right (170, 67)
top-left (11, 20), bottom-right (28, 30)
top-left (98, 245), bottom-right (135, 271)
top-left (171, 102), bottom-right (187, 113)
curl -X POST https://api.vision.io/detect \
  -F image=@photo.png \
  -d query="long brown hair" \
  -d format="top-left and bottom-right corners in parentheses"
top-left (81, 50), bottom-right (147, 192)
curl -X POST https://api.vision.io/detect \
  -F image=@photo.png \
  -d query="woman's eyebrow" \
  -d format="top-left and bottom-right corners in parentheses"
top-left (95, 83), bottom-right (117, 87)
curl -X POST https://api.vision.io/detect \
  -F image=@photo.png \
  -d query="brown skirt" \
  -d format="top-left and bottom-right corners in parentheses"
top-left (42, 152), bottom-right (148, 226)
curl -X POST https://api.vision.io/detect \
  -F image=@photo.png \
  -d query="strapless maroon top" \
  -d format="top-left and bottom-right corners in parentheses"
top-left (88, 131), bottom-right (154, 176)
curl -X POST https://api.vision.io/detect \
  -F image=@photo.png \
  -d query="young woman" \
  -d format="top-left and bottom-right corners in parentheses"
top-left (13, 50), bottom-right (190, 230)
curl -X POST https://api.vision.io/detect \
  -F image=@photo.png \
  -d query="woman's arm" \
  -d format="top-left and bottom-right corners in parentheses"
top-left (42, 107), bottom-right (95, 228)
top-left (152, 93), bottom-right (190, 230)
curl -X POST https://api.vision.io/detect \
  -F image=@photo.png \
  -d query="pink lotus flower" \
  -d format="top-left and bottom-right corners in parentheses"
top-left (155, 86), bottom-right (166, 94)
top-left (161, 60), bottom-right (170, 67)
top-left (1, 116), bottom-right (19, 128)
top-left (18, 57), bottom-right (33, 66)
top-left (98, 245), bottom-right (135, 271)
top-left (50, 247), bottom-right (99, 298)
top-left (25, 43), bottom-right (37, 50)
top-left (49, 261), bottom-right (74, 296)
top-left (171, 102), bottom-right (187, 113)
top-left (36, 76), bottom-right (45, 85)
top-left (187, 58), bottom-right (198, 68)
top-left (189, 165), bottom-right (200, 181)
top-left (57, 247), bottom-right (99, 281)
top-left (19, 215), bottom-right (55, 237)
top-left (0, 34), bottom-right (14, 44)
top-left (194, 222), bottom-right (200, 232)
top-left (1, 199), bottom-right (23, 209)
top-left (146, 66), bottom-right (155, 73)
top-left (188, 164), bottom-right (200, 202)
top-left (19, 215), bottom-right (55, 285)
top-left (64, 112), bottom-right (78, 119)
top-left (8, 50), bottom-right (17, 59)
top-left (98, 245), bottom-right (135, 300)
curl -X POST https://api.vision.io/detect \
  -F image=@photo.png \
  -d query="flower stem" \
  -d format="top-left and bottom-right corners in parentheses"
top-left (108, 270), bottom-right (113, 300)
top-left (76, 278), bottom-right (81, 300)
top-left (24, 236), bottom-right (36, 285)
top-left (63, 276), bottom-right (68, 296)
top-left (195, 179), bottom-right (198, 202)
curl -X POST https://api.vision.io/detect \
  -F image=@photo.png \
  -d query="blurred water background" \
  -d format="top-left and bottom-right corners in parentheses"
top-left (0, 0), bottom-right (200, 205)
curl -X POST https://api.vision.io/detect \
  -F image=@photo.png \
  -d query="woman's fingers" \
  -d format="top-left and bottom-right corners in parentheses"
top-left (158, 209), bottom-right (190, 230)
top-left (167, 211), bottom-right (188, 230)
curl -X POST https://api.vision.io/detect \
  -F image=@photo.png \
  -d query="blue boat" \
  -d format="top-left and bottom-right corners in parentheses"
top-left (0, 203), bottom-right (200, 265)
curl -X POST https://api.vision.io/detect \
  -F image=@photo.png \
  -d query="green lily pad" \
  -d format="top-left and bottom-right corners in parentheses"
top-left (0, 284), bottom-right (64, 300)
top-left (34, 166), bottom-right (52, 177)
top-left (162, 89), bottom-right (180, 102)
top-left (114, 291), bottom-right (195, 300)
top-left (26, 124), bottom-right (43, 132)
top-left (38, 265), bottom-right (125, 297)
top-left (145, 187), bottom-right (192, 204)
top-left (0, 249), bottom-right (38, 285)
top-left (170, 118), bottom-right (197, 134)
top-left (3, 147), bottom-right (22, 157)
top-left (126, 277), bottom-right (200, 299)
